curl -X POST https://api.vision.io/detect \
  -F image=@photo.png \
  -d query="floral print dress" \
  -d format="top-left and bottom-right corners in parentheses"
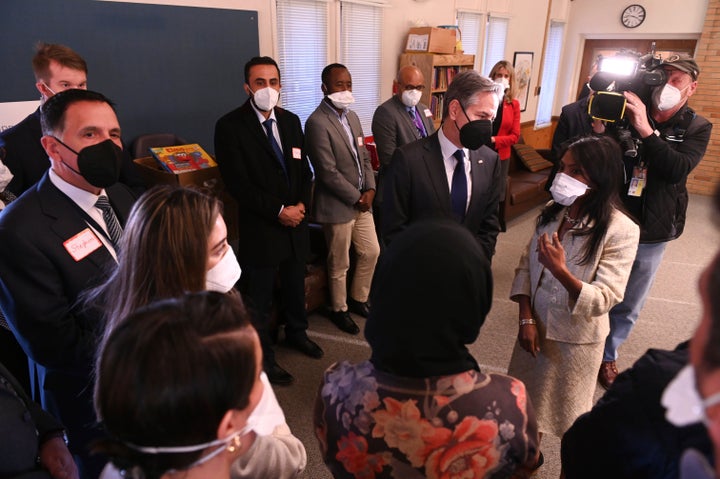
top-left (314, 360), bottom-right (539, 479)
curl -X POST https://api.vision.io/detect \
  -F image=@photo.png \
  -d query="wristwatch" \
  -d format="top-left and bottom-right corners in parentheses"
top-left (41, 429), bottom-right (69, 446)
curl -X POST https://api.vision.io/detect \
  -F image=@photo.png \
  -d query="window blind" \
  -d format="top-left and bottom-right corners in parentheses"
top-left (276, 0), bottom-right (329, 127)
top-left (340, 0), bottom-right (382, 134)
top-left (535, 20), bottom-right (565, 128)
top-left (457, 11), bottom-right (483, 70)
top-left (482, 16), bottom-right (508, 77)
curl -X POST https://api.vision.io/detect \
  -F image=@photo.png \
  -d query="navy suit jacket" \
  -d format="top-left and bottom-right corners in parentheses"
top-left (214, 100), bottom-right (312, 266)
top-left (0, 172), bottom-right (136, 464)
top-left (381, 132), bottom-right (502, 259)
top-left (0, 108), bottom-right (145, 196)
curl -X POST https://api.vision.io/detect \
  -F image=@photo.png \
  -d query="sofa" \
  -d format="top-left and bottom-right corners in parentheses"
top-left (503, 140), bottom-right (554, 223)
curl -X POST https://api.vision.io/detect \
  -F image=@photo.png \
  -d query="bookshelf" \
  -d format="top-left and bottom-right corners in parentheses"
top-left (399, 53), bottom-right (475, 127)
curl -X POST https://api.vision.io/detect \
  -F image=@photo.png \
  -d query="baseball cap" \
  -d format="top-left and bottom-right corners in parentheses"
top-left (662, 53), bottom-right (700, 80)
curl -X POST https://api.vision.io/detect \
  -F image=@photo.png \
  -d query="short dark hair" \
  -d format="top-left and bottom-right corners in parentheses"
top-left (40, 89), bottom-right (115, 136)
top-left (94, 291), bottom-right (256, 479)
top-left (321, 63), bottom-right (347, 88)
top-left (244, 56), bottom-right (280, 84)
top-left (442, 70), bottom-right (500, 120)
top-left (32, 42), bottom-right (87, 82)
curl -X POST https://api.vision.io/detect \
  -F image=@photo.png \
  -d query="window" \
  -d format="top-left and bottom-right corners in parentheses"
top-left (340, 0), bottom-right (383, 134)
top-left (457, 11), bottom-right (483, 70)
top-left (482, 16), bottom-right (508, 77)
top-left (535, 21), bottom-right (565, 128)
top-left (276, 0), bottom-right (328, 126)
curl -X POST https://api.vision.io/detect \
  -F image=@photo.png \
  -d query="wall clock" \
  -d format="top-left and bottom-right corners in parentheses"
top-left (621, 4), bottom-right (646, 28)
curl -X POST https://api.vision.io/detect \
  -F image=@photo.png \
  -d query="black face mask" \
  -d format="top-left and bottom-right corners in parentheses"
top-left (54, 138), bottom-right (124, 188)
top-left (456, 104), bottom-right (493, 150)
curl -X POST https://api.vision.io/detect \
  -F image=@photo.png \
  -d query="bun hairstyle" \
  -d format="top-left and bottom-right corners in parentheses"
top-left (94, 292), bottom-right (256, 479)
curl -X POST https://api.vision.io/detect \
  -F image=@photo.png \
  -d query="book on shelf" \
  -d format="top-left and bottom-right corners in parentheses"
top-left (149, 143), bottom-right (217, 174)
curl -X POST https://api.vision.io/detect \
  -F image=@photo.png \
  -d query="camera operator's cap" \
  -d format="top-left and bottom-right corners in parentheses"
top-left (663, 53), bottom-right (700, 80)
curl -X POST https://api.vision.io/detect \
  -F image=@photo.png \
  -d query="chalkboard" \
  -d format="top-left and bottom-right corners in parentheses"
top-left (0, 0), bottom-right (258, 154)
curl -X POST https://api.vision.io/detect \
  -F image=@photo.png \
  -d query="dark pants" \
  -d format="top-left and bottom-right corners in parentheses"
top-left (0, 325), bottom-right (30, 394)
top-left (240, 257), bottom-right (308, 369)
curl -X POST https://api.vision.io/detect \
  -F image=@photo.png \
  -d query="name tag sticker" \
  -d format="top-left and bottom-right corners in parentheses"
top-left (424, 108), bottom-right (433, 118)
top-left (292, 147), bottom-right (302, 160)
top-left (63, 228), bottom-right (102, 262)
top-left (357, 136), bottom-right (364, 147)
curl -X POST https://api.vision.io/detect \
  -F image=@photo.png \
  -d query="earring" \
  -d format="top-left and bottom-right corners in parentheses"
top-left (227, 435), bottom-right (242, 453)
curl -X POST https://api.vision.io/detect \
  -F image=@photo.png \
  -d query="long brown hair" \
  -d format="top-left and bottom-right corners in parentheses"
top-left (86, 185), bottom-right (222, 340)
top-left (489, 60), bottom-right (517, 103)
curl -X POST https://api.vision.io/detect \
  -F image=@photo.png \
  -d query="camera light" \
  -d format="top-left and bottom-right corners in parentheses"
top-left (599, 57), bottom-right (637, 77)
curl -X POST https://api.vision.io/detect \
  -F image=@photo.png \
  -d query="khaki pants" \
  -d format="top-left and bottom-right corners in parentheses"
top-left (323, 210), bottom-right (380, 312)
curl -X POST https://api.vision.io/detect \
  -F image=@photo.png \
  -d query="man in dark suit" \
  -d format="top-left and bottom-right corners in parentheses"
top-left (214, 56), bottom-right (322, 386)
top-left (0, 89), bottom-right (137, 479)
top-left (0, 42), bottom-right (143, 198)
top-left (306, 64), bottom-right (380, 335)
top-left (371, 65), bottom-right (436, 207)
top-left (381, 70), bottom-right (503, 260)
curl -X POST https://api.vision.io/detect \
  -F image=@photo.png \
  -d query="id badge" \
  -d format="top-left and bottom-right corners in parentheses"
top-left (628, 164), bottom-right (647, 197)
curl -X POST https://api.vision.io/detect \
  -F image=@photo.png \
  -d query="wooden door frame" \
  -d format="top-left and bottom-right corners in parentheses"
top-left (577, 39), bottom-right (698, 100)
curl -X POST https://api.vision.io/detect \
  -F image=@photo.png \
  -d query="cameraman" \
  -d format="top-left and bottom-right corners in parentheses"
top-left (600, 54), bottom-right (713, 389)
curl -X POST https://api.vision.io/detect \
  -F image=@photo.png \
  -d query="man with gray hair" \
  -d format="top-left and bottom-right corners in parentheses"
top-left (380, 70), bottom-right (503, 259)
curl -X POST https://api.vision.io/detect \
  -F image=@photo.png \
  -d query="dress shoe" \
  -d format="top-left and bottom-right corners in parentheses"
top-left (286, 337), bottom-right (324, 359)
top-left (347, 298), bottom-right (370, 318)
top-left (330, 310), bottom-right (360, 335)
top-left (598, 360), bottom-right (619, 390)
top-left (266, 362), bottom-right (294, 386)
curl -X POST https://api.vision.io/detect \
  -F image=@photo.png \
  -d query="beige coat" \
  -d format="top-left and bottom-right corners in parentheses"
top-left (510, 207), bottom-right (640, 344)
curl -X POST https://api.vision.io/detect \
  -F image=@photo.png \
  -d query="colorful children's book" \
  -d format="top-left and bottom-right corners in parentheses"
top-left (150, 143), bottom-right (217, 174)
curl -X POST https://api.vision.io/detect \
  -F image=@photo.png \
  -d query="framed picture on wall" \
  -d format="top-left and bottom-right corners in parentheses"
top-left (513, 51), bottom-right (533, 112)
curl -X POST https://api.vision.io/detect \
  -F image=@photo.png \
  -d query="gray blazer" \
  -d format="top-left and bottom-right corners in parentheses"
top-left (305, 100), bottom-right (375, 224)
top-left (371, 95), bottom-right (435, 170)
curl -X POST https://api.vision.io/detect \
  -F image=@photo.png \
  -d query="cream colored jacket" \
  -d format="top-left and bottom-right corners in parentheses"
top-left (510, 207), bottom-right (640, 344)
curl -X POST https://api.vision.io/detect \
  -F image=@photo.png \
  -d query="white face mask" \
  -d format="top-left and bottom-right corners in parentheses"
top-left (206, 247), bottom-right (242, 293)
top-left (249, 86), bottom-right (280, 112)
top-left (496, 78), bottom-right (510, 91)
top-left (126, 424), bottom-right (252, 474)
top-left (652, 83), bottom-right (687, 112)
top-left (401, 89), bottom-right (422, 108)
top-left (245, 372), bottom-right (286, 436)
top-left (549, 172), bottom-right (589, 206)
top-left (661, 364), bottom-right (720, 427)
top-left (327, 90), bottom-right (355, 110)
top-left (0, 160), bottom-right (14, 192)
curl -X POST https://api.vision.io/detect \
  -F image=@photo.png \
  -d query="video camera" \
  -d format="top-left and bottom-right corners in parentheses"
top-left (587, 47), bottom-right (666, 156)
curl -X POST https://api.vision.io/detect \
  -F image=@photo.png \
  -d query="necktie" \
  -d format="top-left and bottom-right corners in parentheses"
top-left (450, 150), bottom-right (467, 222)
top-left (262, 119), bottom-right (289, 180)
top-left (95, 195), bottom-right (123, 248)
top-left (408, 108), bottom-right (427, 138)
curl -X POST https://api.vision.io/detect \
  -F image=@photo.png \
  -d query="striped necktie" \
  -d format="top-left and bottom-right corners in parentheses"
top-left (95, 195), bottom-right (123, 248)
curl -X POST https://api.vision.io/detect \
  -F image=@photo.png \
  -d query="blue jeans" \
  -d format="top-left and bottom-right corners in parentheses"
top-left (603, 241), bottom-right (668, 362)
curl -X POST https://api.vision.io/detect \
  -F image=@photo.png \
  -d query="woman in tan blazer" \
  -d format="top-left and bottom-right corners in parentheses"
top-left (507, 135), bottom-right (640, 439)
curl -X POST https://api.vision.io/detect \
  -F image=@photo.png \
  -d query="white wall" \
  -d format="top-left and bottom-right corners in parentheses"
top-left (42, 0), bottom-right (719, 125)
top-left (559, 0), bottom-right (707, 110)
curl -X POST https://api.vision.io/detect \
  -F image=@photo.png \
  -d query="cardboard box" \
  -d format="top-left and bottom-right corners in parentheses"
top-left (133, 156), bottom-right (223, 192)
top-left (405, 27), bottom-right (456, 54)
top-left (133, 156), bottom-right (239, 242)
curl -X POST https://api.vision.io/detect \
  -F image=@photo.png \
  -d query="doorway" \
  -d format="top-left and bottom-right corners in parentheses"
top-left (577, 39), bottom-right (698, 99)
